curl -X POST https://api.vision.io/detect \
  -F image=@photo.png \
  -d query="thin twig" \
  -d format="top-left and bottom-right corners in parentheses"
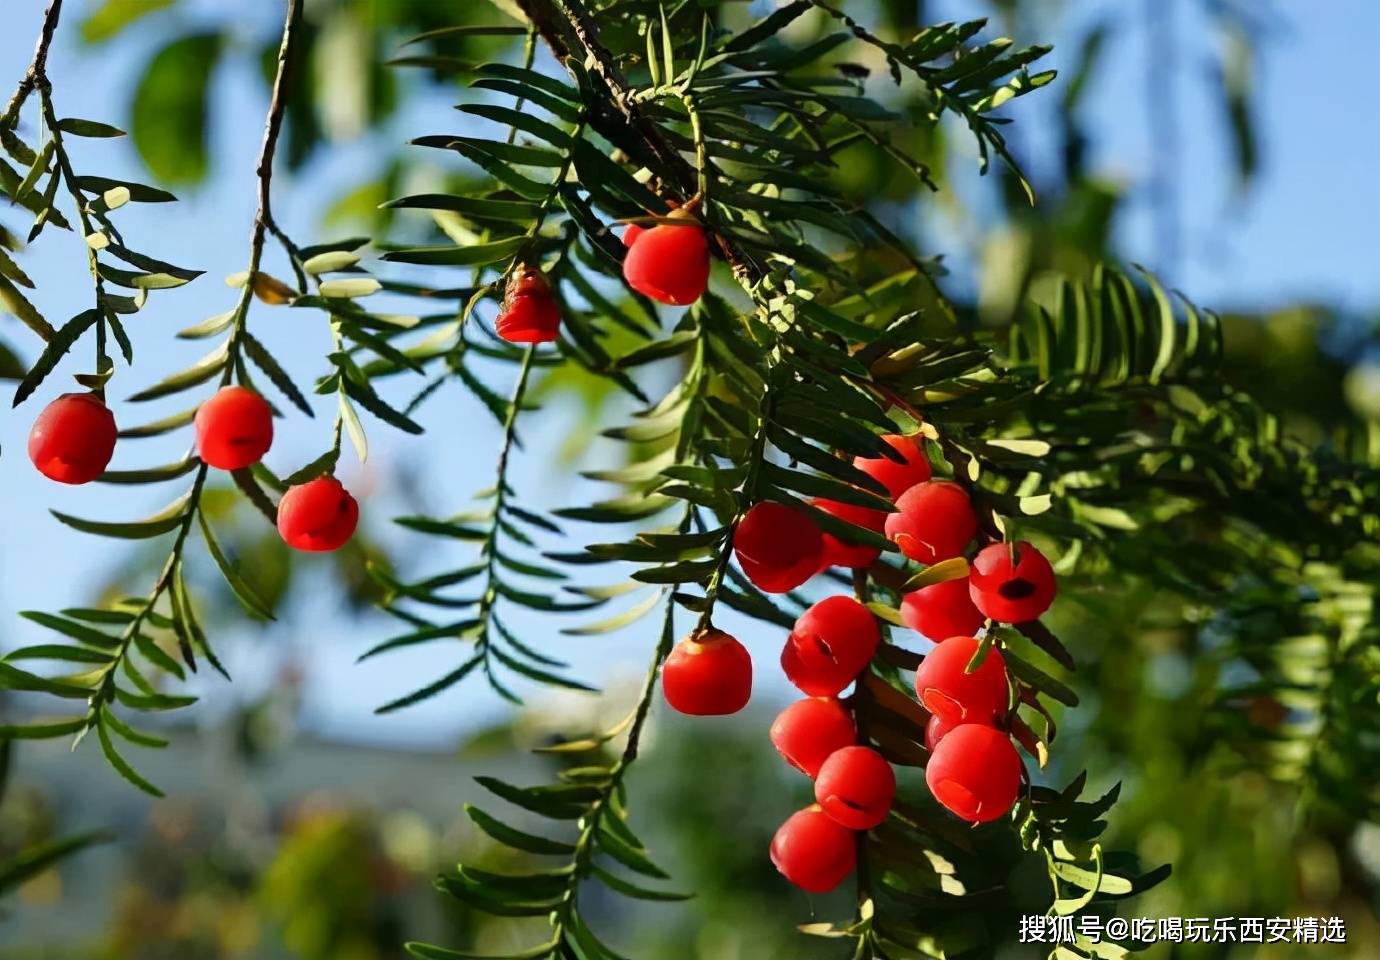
top-left (548, 511), bottom-right (689, 953)
top-left (92, 0), bottom-right (306, 719)
top-left (243, 0), bottom-right (303, 312)
top-left (1, 0), bottom-right (63, 127)
top-left (474, 345), bottom-right (537, 693)
top-left (37, 89), bottom-right (111, 382)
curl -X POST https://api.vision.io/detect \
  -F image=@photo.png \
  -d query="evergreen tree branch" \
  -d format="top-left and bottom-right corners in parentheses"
top-left (2, 0), bottom-right (200, 390)
top-left (0, 0), bottom-right (308, 796)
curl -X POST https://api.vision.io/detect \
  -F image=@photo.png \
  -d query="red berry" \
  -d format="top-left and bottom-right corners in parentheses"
top-left (814, 746), bottom-right (895, 830)
top-left (27, 392), bottom-right (117, 484)
top-left (195, 385), bottom-right (273, 471)
top-left (925, 723), bottom-right (1023, 823)
top-left (912, 635), bottom-right (1008, 724)
top-left (812, 497), bottom-right (885, 570)
top-left (769, 807), bottom-right (856, 893)
top-left (770, 698), bottom-right (855, 778)
top-left (622, 218), bottom-right (710, 305)
top-left (969, 541), bottom-right (1057, 623)
top-left (621, 223), bottom-right (644, 247)
top-left (495, 267), bottom-right (561, 344)
top-left (884, 480), bottom-right (976, 564)
top-left (924, 711), bottom-right (970, 751)
top-left (781, 596), bottom-right (879, 697)
top-left (734, 501), bottom-right (822, 594)
top-left (662, 628), bottom-right (751, 716)
top-left (277, 475), bottom-right (358, 552)
top-left (901, 576), bottom-right (986, 640)
top-left (855, 433), bottom-right (931, 500)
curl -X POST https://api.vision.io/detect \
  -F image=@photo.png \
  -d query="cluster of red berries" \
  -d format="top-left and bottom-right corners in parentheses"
top-left (731, 433), bottom-right (1056, 629)
top-left (768, 596), bottom-right (894, 892)
top-left (661, 600), bottom-right (891, 893)
top-left (660, 432), bottom-right (1062, 891)
top-left (492, 211), bottom-right (712, 346)
top-left (914, 635), bottom-right (1024, 823)
top-left (26, 387), bottom-right (357, 553)
top-left (731, 433), bottom-right (972, 587)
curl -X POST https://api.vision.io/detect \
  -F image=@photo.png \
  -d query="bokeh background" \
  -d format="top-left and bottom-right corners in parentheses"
top-left (1, 1), bottom-right (1378, 958)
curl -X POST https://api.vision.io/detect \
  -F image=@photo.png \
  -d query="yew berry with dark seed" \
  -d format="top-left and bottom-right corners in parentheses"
top-left (770, 697), bottom-right (855, 778)
top-left (855, 433), bottom-right (932, 500)
top-left (662, 628), bottom-right (752, 716)
top-left (814, 745), bottom-right (895, 830)
top-left (734, 501), bottom-right (823, 594)
top-left (781, 596), bottom-right (879, 697)
top-left (884, 480), bottom-right (977, 564)
top-left (277, 475), bottom-right (359, 552)
top-left (195, 385), bottom-right (274, 471)
top-left (495, 267), bottom-right (561, 344)
top-left (901, 576), bottom-right (986, 641)
top-left (912, 635), bottom-right (1008, 724)
top-left (770, 806), bottom-right (857, 893)
top-left (622, 213), bottom-right (710, 306)
top-left (621, 223), bottom-right (644, 247)
top-left (969, 541), bottom-right (1057, 623)
top-left (28, 392), bottom-right (117, 484)
top-left (925, 723), bottom-right (1023, 824)
top-left (812, 496), bottom-right (885, 570)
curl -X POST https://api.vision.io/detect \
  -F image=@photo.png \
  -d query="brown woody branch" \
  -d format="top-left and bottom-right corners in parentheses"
top-left (2, 0), bottom-right (63, 127)
top-left (523, 0), bottom-right (761, 283)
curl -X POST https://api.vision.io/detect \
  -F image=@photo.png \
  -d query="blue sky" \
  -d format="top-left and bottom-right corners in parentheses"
top-left (1, 0), bottom-right (1376, 751)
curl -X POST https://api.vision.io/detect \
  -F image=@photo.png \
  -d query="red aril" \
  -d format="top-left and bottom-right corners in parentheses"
top-left (812, 496), bottom-right (885, 570)
top-left (855, 433), bottom-right (931, 500)
top-left (884, 481), bottom-right (976, 564)
top-left (195, 385), bottom-right (274, 471)
top-left (814, 746), bottom-right (895, 830)
top-left (781, 596), bottom-right (879, 697)
top-left (912, 635), bottom-right (1008, 724)
top-left (770, 807), bottom-right (857, 893)
top-left (925, 723), bottom-right (1023, 824)
top-left (662, 628), bottom-right (752, 716)
top-left (622, 214), bottom-right (710, 306)
top-left (27, 392), bottom-right (117, 484)
top-left (278, 475), bottom-right (359, 552)
top-left (924, 711), bottom-right (970, 751)
top-left (495, 267), bottom-right (561, 344)
top-left (769, 697), bottom-right (855, 778)
top-left (969, 541), bottom-right (1057, 623)
top-left (901, 576), bottom-right (986, 641)
top-left (734, 501), bottom-right (822, 594)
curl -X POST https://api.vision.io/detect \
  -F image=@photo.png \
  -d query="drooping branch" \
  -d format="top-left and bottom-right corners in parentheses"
top-left (14, 0), bottom-right (310, 796)
top-left (170, 0), bottom-right (304, 568)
